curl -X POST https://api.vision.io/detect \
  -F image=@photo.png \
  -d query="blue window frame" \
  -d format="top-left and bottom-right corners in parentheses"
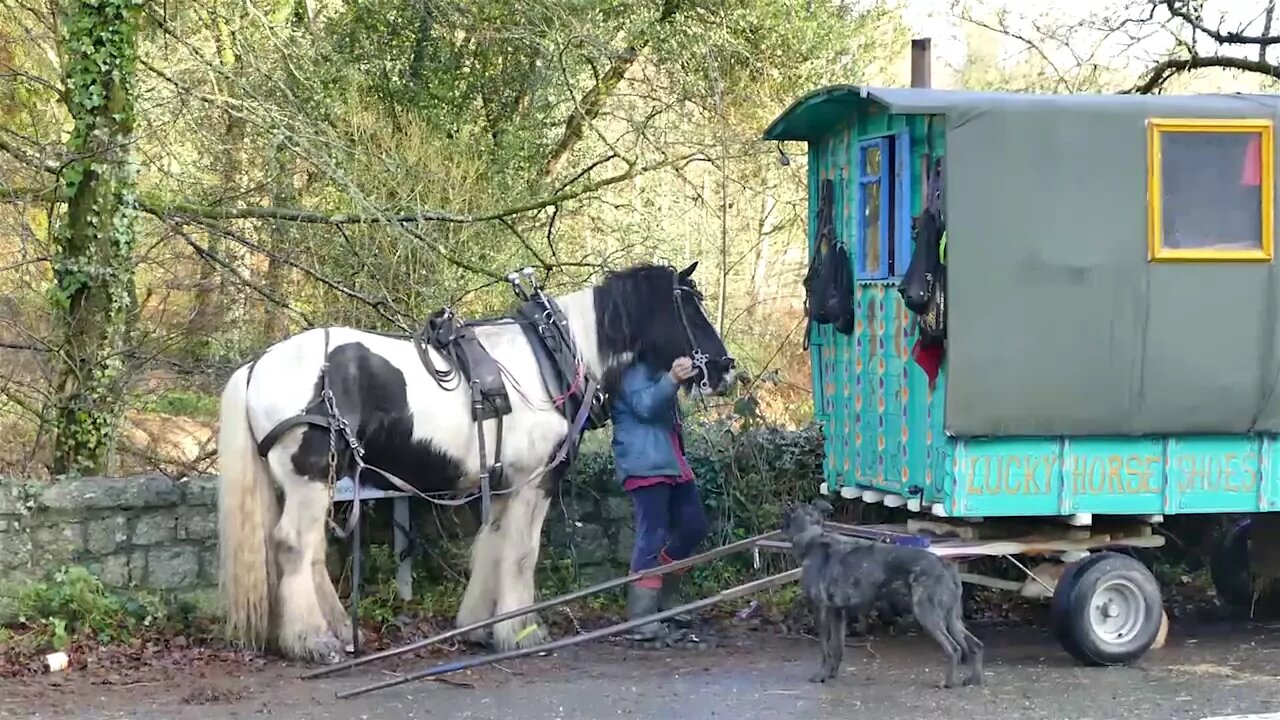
top-left (855, 130), bottom-right (913, 281)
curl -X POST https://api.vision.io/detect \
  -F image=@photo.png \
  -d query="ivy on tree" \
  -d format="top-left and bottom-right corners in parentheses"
top-left (49, 0), bottom-right (145, 475)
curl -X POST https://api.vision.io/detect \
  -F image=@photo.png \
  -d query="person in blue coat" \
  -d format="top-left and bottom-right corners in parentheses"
top-left (610, 355), bottom-right (710, 641)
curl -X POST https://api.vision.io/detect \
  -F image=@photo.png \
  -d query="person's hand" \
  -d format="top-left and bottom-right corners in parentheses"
top-left (669, 356), bottom-right (697, 383)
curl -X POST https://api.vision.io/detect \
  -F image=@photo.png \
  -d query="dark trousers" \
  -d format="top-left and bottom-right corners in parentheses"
top-left (628, 481), bottom-right (710, 586)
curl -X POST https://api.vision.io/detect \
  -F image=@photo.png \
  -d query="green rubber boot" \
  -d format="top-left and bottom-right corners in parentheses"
top-left (660, 573), bottom-right (693, 629)
top-left (622, 584), bottom-right (667, 642)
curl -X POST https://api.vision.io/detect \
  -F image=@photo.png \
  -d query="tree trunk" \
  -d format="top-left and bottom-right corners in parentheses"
top-left (186, 112), bottom-right (243, 358)
top-left (50, 0), bottom-right (143, 475)
top-left (262, 137), bottom-right (297, 341)
top-left (186, 9), bottom-right (243, 359)
top-left (751, 168), bottom-right (777, 315)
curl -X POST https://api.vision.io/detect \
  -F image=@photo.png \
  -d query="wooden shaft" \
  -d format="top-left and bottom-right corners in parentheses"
top-left (336, 568), bottom-right (802, 700)
top-left (304, 529), bottom-right (781, 679)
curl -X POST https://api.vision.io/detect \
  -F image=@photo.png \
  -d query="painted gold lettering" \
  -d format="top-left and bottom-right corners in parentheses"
top-left (1177, 456), bottom-right (1199, 494)
top-left (1146, 456), bottom-right (1161, 493)
top-left (1125, 456), bottom-right (1145, 493)
top-left (1241, 455), bottom-right (1259, 493)
top-left (1071, 456), bottom-right (1088, 495)
top-left (1207, 456), bottom-right (1225, 493)
top-left (1089, 458), bottom-right (1107, 494)
top-left (965, 457), bottom-right (983, 495)
top-left (1222, 453), bottom-right (1239, 493)
top-left (1044, 455), bottom-right (1061, 495)
top-left (1006, 457), bottom-right (1024, 495)
top-left (1106, 456), bottom-right (1124, 494)
top-left (1023, 456), bottom-right (1041, 495)
top-left (985, 456), bottom-right (1002, 495)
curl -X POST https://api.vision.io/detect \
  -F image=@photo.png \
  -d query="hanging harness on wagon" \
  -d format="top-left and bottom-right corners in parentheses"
top-left (898, 116), bottom-right (948, 387)
top-left (250, 268), bottom-right (611, 532)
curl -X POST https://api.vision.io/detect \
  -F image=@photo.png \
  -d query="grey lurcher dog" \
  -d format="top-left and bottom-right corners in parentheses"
top-left (781, 499), bottom-right (984, 687)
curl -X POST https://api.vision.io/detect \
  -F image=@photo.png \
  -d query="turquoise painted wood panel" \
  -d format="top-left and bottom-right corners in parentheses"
top-left (805, 111), bottom-right (952, 505)
top-left (950, 436), bottom-right (1280, 517)
top-left (846, 114), bottom-right (949, 504)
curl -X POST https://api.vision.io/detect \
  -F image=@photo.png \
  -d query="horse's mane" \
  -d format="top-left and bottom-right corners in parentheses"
top-left (592, 264), bottom-right (694, 378)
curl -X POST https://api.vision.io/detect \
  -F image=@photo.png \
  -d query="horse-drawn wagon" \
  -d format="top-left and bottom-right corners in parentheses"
top-left (764, 84), bottom-right (1280, 665)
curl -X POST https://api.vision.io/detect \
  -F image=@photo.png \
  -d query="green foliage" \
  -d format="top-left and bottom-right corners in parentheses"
top-left (353, 417), bottom-right (824, 628)
top-left (5, 0), bottom-right (909, 474)
top-left (139, 389), bottom-right (220, 421)
top-left (11, 566), bottom-right (172, 650)
top-left (354, 543), bottom-right (469, 630)
top-left (47, 0), bottom-right (145, 475)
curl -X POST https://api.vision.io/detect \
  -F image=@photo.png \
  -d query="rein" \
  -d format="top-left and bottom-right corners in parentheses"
top-left (672, 276), bottom-right (727, 395)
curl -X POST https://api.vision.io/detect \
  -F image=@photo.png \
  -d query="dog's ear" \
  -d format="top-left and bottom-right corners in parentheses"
top-left (811, 498), bottom-right (834, 517)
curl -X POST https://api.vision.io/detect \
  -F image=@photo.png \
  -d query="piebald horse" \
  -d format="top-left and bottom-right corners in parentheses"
top-left (217, 262), bottom-right (735, 663)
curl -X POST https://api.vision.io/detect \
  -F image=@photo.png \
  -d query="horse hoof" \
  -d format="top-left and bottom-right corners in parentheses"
top-left (309, 633), bottom-right (348, 665)
top-left (461, 629), bottom-right (490, 647)
top-left (493, 620), bottom-right (548, 651)
top-left (337, 626), bottom-right (362, 652)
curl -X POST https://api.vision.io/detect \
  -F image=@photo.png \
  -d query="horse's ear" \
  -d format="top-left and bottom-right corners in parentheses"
top-left (678, 261), bottom-right (699, 280)
top-left (811, 498), bottom-right (834, 517)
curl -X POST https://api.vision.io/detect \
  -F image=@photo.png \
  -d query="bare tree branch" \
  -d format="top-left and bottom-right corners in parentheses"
top-left (1127, 53), bottom-right (1280, 93)
top-left (1161, 0), bottom-right (1280, 47)
top-left (542, 0), bottom-right (684, 180)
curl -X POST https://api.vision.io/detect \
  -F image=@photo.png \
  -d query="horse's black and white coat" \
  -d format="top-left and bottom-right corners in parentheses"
top-left (217, 262), bottom-right (734, 663)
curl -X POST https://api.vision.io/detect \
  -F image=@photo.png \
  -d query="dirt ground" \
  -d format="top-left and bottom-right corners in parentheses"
top-left (4, 618), bottom-right (1280, 720)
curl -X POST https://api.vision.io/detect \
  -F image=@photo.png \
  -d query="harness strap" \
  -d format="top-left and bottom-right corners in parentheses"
top-left (256, 413), bottom-right (330, 458)
top-left (547, 375), bottom-right (600, 470)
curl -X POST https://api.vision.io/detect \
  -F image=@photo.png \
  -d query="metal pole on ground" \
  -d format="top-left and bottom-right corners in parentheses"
top-left (335, 567), bottom-right (801, 700)
top-left (304, 529), bottom-right (781, 680)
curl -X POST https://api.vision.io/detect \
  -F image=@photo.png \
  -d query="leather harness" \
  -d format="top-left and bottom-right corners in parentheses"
top-left (245, 285), bottom-right (610, 526)
top-left (242, 267), bottom-right (718, 530)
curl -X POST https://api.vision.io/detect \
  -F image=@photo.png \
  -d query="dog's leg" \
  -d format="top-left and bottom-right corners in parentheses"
top-left (917, 608), bottom-right (963, 688)
top-left (809, 604), bottom-right (836, 683)
top-left (824, 606), bottom-right (846, 681)
top-left (808, 602), bottom-right (839, 681)
top-left (949, 610), bottom-right (984, 687)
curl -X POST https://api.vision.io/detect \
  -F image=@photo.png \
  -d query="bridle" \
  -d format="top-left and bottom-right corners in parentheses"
top-left (672, 274), bottom-right (733, 394)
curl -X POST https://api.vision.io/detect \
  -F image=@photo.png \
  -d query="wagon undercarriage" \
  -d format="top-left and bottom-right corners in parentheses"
top-left (314, 516), bottom-right (1182, 700)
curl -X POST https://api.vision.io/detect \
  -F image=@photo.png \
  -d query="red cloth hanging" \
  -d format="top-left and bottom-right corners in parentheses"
top-left (1241, 134), bottom-right (1262, 186)
top-left (912, 338), bottom-right (944, 389)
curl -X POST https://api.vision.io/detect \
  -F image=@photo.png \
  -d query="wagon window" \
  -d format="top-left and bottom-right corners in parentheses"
top-left (1148, 119), bottom-right (1274, 262)
top-left (857, 137), bottom-right (893, 280)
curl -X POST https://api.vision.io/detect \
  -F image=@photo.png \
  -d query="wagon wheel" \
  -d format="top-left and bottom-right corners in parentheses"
top-left (1210, 518), bottom-right (1256, 614)
top-left (1051, 552), bottom-right (1164, 666)
top-left (1209, 517), bottom-right (1280, 618)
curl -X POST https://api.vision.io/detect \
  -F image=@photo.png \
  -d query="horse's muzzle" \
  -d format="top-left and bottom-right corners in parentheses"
top-left (713, 356), bottom-right (738, 394)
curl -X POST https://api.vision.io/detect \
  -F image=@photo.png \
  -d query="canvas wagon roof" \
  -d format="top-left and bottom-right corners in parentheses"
top-left (761, 84), bottom-right (1280, 142)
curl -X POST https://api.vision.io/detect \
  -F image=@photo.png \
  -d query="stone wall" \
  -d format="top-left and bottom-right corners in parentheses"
top-left (0, 424), bottom-right (822, 613)
top-left (0, 475), bottom-right (219, 599)
top-left (543, 480), bottom-right (637, 585)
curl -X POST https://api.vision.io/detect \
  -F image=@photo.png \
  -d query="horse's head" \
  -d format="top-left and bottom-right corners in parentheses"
top-left (594, 261), bottom-right (737, 396)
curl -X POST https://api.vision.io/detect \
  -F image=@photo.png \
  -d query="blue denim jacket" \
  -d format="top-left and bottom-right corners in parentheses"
top-left (609, 362), bottom-right (687, 483)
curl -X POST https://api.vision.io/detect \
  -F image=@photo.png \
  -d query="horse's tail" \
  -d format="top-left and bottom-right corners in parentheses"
top-left (217, 363), bottom-right (278, 650)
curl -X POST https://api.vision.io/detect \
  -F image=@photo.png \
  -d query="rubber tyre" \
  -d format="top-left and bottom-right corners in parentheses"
top-left (1050, 551), bottom-right (1164, 666)
top-left (1209, 517), bottom-right (1255, 613)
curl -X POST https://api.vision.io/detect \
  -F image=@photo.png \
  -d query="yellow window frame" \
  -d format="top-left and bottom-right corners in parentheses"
top-left (1146, 117), bottom-right (1275, 262)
